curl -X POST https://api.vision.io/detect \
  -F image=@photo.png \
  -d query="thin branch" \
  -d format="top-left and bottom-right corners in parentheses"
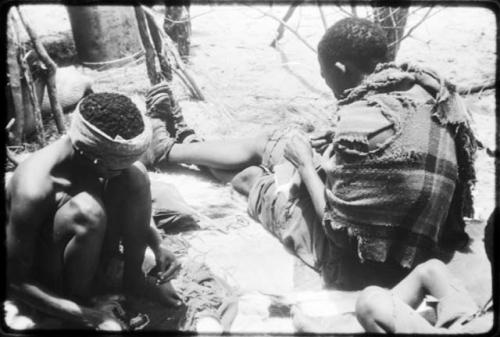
top-left (16, 6), bottom-right (66, 134)
top-left (270, 0), bottom-right (304, 47)
top-left (388, 7), bottom-right (433, 47)
top-left (316, 0), bottom-right (328, 31)
top-left (246, 5), bottom-right (317, 54)
top-left (335, 5), bottom-right (355, 17)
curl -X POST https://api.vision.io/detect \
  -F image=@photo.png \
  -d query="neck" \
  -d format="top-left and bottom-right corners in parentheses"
top-left (58, 137), bottom-right (101, 182)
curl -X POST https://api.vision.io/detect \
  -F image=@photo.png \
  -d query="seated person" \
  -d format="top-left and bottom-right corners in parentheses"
top-left (355, 209), bottom-right (495, 334)
top-left (6, 93), bottom-right (181, 331)
top-left (141, 18), bottom-right (478, 290)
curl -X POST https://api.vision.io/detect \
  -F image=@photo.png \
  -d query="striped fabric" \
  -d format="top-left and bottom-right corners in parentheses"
top-left (323, 63), bottom-right (476, 269)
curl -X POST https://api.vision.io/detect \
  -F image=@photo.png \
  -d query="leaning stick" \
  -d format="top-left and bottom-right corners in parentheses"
top-left (20, 54), bottom-right (46, 146)
top-left (247, 5), bottom-right (317, 54)
top-left (146, 8), bottom-right (173, 81)
top-left (7, 15), bottom-right (25, 144)
top-left (141, 6), bottom-right (205, 100)
top-left (6, 119), bottom-right (21, 167)
top-left (270, 0), bottom-right (304, 47)
top-left (316, 0), bottom-right (328, 31)
top-left (16, 6), bottom-right (66, 134)
top-left (134, 6), bottom-right (162, 85)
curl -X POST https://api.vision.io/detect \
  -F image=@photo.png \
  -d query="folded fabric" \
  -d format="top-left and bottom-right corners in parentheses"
top-left (68, 101), bottom-right (152, 171)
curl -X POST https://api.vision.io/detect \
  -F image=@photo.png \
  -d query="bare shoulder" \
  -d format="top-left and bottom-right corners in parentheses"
top-left (9, 149), bottom-right (58, 204)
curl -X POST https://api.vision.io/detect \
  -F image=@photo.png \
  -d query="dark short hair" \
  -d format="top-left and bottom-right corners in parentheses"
top-left (318, 17), bottom-right (389, 73)
top-left (79, 92), bottom-right (144, 139)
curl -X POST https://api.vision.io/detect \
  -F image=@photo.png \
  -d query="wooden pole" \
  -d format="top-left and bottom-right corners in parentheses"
top-left (146, 8), bottom-right (173, 81)
top-left (11, 13), bottom-right (45, 145)
top-left (142, 6), bottom-right (205, 100)
top-left (134, 6), bottom-right (161, 85)
top-left (7, 16), bottom-right (25, 144)
top-left (16, 6), bottom-right (66, 134)
top-left (316, 0), bottom-right (328, 31)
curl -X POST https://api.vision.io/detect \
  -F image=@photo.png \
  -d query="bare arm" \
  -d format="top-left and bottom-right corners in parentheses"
top-left (7, 175), bottom-right (123, 330)
top-left (284, 133), bottom-right (327, 219)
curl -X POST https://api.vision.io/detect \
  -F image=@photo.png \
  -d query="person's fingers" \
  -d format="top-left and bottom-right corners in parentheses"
top-left (158, 282), bottom-right (183, 307)
top-left (157, 260), bottom-right (181, 282)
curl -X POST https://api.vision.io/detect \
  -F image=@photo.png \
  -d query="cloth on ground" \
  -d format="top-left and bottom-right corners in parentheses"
top-left (150, 179), bottom-right (200, 233)
top-left (323, 62), bottom-right (478, 270)
top-left (171, 259), bottom-right (238, 332)
top-left (68, 101), bottom-right (152, 171)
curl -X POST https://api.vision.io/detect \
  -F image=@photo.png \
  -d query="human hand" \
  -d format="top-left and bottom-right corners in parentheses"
top-left (151, 244), bottom-right (181, 283)
top-left (284, 133), bottom-right (314, 169)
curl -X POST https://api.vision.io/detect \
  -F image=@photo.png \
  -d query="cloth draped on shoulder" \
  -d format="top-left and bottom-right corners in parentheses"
top-left (323, 62), bottom-right (478, 269)
top-left (68, 101), bottom-right (152, 170)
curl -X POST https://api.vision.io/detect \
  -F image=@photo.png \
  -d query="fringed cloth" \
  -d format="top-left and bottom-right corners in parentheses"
top-left (323, 62), bottom-right (478, 269)
top-left (68, 101), bottom-right (152, 171)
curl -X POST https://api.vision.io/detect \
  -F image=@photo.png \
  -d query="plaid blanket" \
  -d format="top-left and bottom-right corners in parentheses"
top-left (323, 62), bottom-right (477, 269)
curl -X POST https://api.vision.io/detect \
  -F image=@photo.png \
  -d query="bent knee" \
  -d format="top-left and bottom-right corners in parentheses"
top-left (356, 286), bottom-right (392, 322)
top-left (414, 259), bottom-right (447, 283)
top-left (67, 193), bottom-right (107, 234)
top-left (231, 166), bottom-right (264, 195)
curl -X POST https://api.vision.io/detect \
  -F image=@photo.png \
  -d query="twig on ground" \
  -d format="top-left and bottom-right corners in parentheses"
top-left (247, 5), bottom-right (316, 54)
top-left (17, 6), bottom-right (66, 134)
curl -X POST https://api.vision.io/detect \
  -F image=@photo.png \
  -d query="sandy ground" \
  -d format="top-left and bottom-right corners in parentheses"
top-left (6, 4), bottom-right (496, 333)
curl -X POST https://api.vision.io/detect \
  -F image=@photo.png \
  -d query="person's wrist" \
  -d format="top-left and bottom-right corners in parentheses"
top-left (297, 160), bottom-right (315, 173)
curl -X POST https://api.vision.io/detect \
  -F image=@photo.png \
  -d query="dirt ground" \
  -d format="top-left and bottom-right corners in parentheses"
top-left (6, 3), bottom-right (497, 333)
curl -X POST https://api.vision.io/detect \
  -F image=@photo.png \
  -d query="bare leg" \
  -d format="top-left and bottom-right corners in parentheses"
top-left (356, 259), bottom-right (472, 333)
top-left (53, 191), bottom-right (107, 300)
top-left (168, 134), bottom-right (269, 171)
top-left (392, 259), bottom-right (457, 308)
top-left (355, 286), bottom-right (439, 333)
top-left (104, 162), bottom-right (179, 306)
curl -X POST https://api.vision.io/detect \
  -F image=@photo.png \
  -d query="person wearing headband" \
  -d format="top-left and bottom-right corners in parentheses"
top-left (6, 92), bottom-right (181, 330)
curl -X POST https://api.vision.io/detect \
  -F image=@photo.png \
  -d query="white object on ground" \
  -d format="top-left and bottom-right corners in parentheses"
top-left (196, 316), bottom-right (223, 334)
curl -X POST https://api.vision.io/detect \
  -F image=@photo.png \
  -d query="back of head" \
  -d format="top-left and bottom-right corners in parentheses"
top-left (79, 92), bottom-right (144, 140)
top-left (318, 17), bottom-right (389, 74)
top-left (69, 92), bottom-right (151, 171)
